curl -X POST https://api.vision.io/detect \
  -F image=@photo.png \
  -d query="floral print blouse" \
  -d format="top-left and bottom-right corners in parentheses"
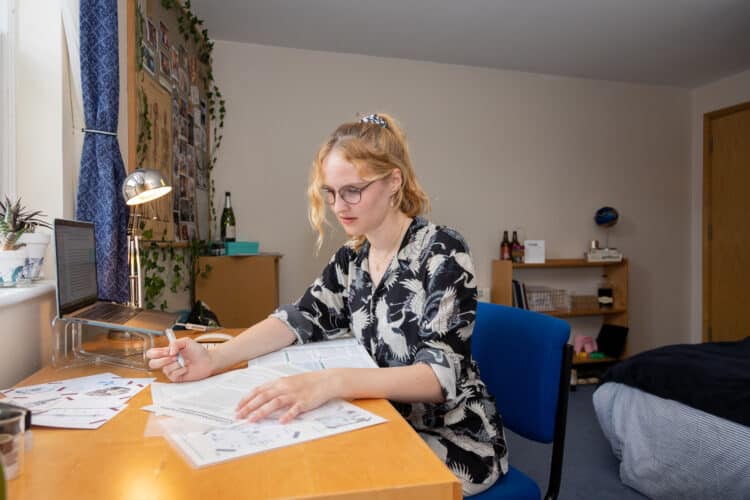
top-left (271, 216), bottom-right (508, 494)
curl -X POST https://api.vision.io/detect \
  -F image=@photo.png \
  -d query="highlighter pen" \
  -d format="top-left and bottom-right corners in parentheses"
top-left (165, 328), bottom-right (186, 368)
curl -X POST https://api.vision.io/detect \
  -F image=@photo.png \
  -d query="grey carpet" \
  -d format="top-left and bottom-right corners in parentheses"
top-left (503, 384), bottom-right (647, 500)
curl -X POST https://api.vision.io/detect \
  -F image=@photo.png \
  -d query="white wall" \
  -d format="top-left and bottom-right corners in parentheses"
top-left (1, 0), bottom-right (67, 386)
top-left (15, 0), bottom-right (67, 278)
top-left (0, 286), bottom-right (56, 388)
top-left (211, 41), bottom-right (692, 355)
top-left (688, 68), bottom-right (750, 343)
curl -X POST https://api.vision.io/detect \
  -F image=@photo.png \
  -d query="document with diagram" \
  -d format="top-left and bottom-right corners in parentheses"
top-left (145, 359), bottom-right (387, 467)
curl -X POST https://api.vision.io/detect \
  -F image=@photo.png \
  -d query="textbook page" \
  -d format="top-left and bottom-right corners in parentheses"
top-left (145, 366), bottom-right (303, 427)
top-left (246, 337), bottom-right (378, 371)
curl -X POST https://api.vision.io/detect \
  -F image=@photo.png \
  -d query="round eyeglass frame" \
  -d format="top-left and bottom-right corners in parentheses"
top-left (320, 176), bottom-right (386, 205)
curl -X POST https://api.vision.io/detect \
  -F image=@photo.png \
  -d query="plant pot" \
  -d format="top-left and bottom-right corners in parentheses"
top-left (18, 231), bottom-right (51, 281)
top-left (0, 247), bottom-right (29, 287)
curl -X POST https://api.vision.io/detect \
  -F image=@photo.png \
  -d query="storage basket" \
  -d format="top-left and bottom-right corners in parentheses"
top-left (525, 286), bottom-right (570, 312)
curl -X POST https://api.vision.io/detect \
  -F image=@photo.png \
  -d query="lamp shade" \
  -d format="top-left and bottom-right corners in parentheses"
top-left (122, 168), bottom-right (172, 205)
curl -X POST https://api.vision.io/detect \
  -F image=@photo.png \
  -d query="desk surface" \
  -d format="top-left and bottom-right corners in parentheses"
top-left (7, 340), bottom-right (460, 500)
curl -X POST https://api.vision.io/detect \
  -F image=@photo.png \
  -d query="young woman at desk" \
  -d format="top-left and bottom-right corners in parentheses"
top-left (147, 113), bottom-right (507, 496)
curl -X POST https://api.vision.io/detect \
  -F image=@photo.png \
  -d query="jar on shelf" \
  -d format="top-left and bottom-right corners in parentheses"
top-left (597, 274), bottom-right (614, 309)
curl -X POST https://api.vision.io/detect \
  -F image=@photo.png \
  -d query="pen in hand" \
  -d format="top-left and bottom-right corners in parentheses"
top-left (165, 328), bottom-right (186, 368)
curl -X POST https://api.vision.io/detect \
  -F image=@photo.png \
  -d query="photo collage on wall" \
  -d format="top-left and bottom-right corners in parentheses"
top-left (141, 5), bottom-right (210, 242)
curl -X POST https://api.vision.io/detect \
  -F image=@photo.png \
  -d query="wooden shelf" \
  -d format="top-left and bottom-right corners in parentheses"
top-left (512, 258), bottom-right (627, 269)
top-left (491, 257), bottom-right (630, 359)
top-left (541, 307), bottom-right (626, 318)
top-left (572, 355), bottom-right (618, 366)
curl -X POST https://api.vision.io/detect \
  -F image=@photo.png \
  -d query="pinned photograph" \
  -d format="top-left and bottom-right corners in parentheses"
top-left (159, 21), bottom-right (170, 49)
top-left (146, 18), bottom-right (157, 47)
top-left (143, 45), bottom-right (156, 75)
top-left (171, 46), bottom-right (179, 81)
top-left (159, 50), bottom-right (170, 76)
top-left (179, 45), bottom-right (187, 70)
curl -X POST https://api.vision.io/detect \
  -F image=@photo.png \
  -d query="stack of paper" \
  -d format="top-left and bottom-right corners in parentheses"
top-left (145, 339), bottom-right (387, 467)
top-left (0, 373), bottom-right (153, 429)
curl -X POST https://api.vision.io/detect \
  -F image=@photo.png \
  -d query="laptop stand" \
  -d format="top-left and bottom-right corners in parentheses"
top-left (51, 316), bottom-right (159, 371)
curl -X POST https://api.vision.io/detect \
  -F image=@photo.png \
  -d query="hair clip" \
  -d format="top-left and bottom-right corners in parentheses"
top-left (360, 114), bottom-right (388, 129)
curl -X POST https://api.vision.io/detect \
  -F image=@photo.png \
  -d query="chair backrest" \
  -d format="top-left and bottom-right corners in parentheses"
top-left (472, 302), bottom-right (573, 499)
top-left (473, 302), bottom-right (571, 441)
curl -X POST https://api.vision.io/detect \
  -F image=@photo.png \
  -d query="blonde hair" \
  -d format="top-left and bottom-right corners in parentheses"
top-left (308, 113), bottom-right (430, 251)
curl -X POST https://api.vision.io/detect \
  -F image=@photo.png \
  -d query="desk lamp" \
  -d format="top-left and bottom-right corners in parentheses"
top-left (122, 168), bottom-right (172, 308)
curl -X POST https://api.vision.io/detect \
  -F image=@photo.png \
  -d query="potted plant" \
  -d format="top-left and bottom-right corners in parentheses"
top-left (0, 197), bottom-right (52, 286)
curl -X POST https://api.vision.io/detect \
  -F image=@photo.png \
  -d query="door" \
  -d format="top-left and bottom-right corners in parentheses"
top-left (703, 102), bottom-right (750, 342)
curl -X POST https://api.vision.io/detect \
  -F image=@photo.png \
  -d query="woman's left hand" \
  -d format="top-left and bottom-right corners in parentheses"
top-left (235, 369), bottom-right (341, 424)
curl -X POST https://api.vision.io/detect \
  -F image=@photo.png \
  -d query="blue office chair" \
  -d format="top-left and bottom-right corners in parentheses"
top-left (470, 302), bottom-right (573, 500)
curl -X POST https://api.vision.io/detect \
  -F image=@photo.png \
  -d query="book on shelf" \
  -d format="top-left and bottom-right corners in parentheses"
top-left (511, 280), bottom-right (528, 310)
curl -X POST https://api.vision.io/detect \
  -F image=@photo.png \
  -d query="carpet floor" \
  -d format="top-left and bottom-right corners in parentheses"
top-left (503, 383), bottom-right (647, 500)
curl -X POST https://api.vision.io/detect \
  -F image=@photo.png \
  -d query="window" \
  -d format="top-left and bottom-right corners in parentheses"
top-left (0, 0), bottom-right (15, 198)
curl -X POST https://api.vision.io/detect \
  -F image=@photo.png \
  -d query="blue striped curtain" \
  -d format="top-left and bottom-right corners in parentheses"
top-left (76, 0), bottom-right (129, 302)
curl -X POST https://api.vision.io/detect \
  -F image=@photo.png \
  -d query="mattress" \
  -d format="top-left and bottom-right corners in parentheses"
top-left (593, 382), bottom-right (750, 500)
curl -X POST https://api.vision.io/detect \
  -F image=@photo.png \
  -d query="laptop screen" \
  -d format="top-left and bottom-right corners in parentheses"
top-left (54, 219), bottom-right (98, 315)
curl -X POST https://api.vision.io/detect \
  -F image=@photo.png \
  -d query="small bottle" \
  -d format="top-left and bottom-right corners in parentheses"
top-left (597, 273), bottom-right (614, 309)
top-left (500, 230), bottom-right (511, 260)
top-left (220, 191), bottom-right (236, 242)
top-left (511, 231), bottom-right (522, 263)
top-left (1, 456), bottom-right (5, 500)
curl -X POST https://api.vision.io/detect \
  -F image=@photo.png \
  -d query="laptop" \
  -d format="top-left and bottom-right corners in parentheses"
top-left (53, 218), bottom-right (178, 335)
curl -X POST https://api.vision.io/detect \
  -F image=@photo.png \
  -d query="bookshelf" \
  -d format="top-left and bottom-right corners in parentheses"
top-left (490, 258), bottom-right (629, 385)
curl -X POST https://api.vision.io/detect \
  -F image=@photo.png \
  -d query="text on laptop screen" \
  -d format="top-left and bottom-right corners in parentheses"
top-left (55, 220), bottom-right (98, 314)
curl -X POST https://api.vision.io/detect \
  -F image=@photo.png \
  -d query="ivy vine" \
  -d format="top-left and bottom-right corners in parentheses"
top-left (141, 239), bottom-right (213, 310)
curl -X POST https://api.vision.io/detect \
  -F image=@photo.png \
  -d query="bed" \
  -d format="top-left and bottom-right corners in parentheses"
top-left (592, 337), bottom-right (750, 500)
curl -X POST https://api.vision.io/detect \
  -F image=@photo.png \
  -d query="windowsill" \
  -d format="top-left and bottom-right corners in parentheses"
top-left (0, 279), bottom-right (55, 308)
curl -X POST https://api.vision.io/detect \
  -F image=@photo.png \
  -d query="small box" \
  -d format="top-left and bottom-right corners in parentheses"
top-left (225, 241), bottom-right (260, 255)
top-left (523, 240), bottom-right (545, 264)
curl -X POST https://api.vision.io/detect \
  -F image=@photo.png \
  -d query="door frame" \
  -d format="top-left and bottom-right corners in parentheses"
top-left (702, 100), bottom-right (750, 342)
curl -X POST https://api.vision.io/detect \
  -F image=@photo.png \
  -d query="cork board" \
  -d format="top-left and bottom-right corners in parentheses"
top-left (128, 0), bottom-right (211, 243)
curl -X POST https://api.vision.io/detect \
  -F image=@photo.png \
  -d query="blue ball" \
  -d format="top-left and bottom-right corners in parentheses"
top-left (595, 207), bottom-right (619, 227)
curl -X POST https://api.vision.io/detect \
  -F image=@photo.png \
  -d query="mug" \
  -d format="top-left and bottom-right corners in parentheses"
top-left (0, 408), bottom-right (25, 480)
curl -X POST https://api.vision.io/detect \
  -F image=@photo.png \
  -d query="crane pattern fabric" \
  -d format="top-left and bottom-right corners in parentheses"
top-left (272, 217), bottom-right (508, 495)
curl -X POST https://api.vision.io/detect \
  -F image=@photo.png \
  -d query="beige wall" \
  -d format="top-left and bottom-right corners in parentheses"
top-left (211, 41), bottom-right (693, 355)
top-left (689, 68), bottom-right (750, 343)
top-left (4, 0), bottom-right (66, 386)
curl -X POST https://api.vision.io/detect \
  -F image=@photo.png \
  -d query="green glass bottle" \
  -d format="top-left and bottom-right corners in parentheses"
top-left (0, 456), bottom-right (6, 500)
top-left (220, 191), bottom-right (236, 242)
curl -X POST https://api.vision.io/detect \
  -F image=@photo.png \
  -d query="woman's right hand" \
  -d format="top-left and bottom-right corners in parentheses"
top-left (146, 337), bottom-right (214, 382)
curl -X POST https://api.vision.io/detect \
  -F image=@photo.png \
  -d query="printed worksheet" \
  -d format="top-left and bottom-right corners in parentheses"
top-left (145, 365), bottom-right (308, 427)
top-left (1, 373), bottom-right (153, 429)
top-left (246, 337), bottom-right (378, 371)
top-left (145, 359), bottom-right (387, 467)
top-left (167, 400), bottom-right (386, 467)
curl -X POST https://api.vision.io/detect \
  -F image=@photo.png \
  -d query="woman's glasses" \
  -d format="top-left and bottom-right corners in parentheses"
top-left (320, 178), bottom-right (383, 205)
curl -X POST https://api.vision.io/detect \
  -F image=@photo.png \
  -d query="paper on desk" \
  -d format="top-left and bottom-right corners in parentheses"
top-left (144, 351), bottom-right (387, 467)
top-left (145, 365), bottom-right (307, 427)
top-left (1, 372), bottom-right (153, 429)
top-left (166, 399), bottom-right (387, 468)
top-left (1, 373), bottom-right (152, 402)
top-left (246, 337), bottom-right (378, 371)
top-left (31, 406), bottom-right (128, 429)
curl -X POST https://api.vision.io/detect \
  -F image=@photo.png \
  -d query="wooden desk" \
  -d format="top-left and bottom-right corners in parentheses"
top-left (7, 355), bottom-right (460, 499)
top-left (195, 255), bottom-right (281, 328)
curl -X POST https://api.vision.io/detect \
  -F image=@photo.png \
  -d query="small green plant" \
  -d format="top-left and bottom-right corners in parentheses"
top-left (0, 197), bottom-right (51, 250)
